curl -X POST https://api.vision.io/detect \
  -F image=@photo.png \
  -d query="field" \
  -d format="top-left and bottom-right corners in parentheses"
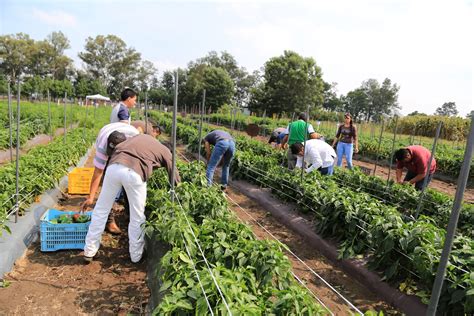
top-left (1, 103), bottom-right (473, 315)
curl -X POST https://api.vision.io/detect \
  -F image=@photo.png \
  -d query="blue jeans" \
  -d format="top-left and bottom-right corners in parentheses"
top-left (320, 164), bottom-right (334, 175)
top-left (404, 170), bottom-right (433, 190)
top-left (336, 142), bottom-right (353, 169)
top-left (206, 139), bottom-right (235, 186)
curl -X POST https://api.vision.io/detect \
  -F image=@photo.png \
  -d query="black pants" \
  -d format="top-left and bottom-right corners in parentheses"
top-left (404, 170), bottom-right (433, 190)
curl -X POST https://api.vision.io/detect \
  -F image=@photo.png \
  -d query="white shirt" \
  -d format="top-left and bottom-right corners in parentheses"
top-left (296, 139), bottom-right (337, 173)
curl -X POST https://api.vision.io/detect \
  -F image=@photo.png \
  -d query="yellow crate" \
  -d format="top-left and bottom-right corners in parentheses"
top-left (68, 167), bottom-right (94, 194)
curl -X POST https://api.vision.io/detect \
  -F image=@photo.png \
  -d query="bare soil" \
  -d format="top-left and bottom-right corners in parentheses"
top-left (0, 149), bottom-right (149, 315)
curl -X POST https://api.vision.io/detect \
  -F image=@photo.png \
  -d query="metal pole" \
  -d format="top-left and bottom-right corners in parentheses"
top-left (198, 90), bottom-right (205, 162)
top-left (145, 91), bottom-right (148, 134)
top-left (47, 90), bottom-right (52, 140)
top-left (301, 105), bottom-right (310, 181)
top-left (426, 116), bottom-right (474, 316)
top-left (83, 101), bottom-right (89, 140)
top-left (15, 80), bottom-right (20, 223)
top-left (93, 102), bottom-right (97, 129)
top-left (8, 83), bottom-right (13, 162)
top-left (63, 92), bottom-right (67, 144)
top-left (262, 110), bottom-right (267, 137)
top-left (202, 90), bottom-right (207, 131)
top-left (373, 120), bottom-right (385, 175)
top-left (170, 71), bottom-right (179, 203)
top-left (69, 96), bottom-right (73, 129)
top-left (415, 122), bottom-right (442, 218)
top-left (386, 116), bottom-right (398, 185)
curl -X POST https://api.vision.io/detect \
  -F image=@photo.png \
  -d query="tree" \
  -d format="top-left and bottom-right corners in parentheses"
top-left (161, 68), bottom-right (188, 106)
top-left (360, 78), bottom-right (399, 122)
top-left (407, 111), bottom-right (427, 116)
top-left (342, 89), bottom-right (369, 122)
top-left (435, 102), bottom-right (458, 116)
top-left (134, 60), bottom-right (157, 92)
top-left (322, 81), bottom-right (344, 112)
top-left (249, 50), bottom-right (324, 115)
top-left (190, 51), bottom-right (262, 107)
top-left (78, 35), bottom-right (141, 98)
top-left (0, 33), bottom-right (35, 84)
top-left (74, 71), bottom-right (107, 98)
top-left (201, 67), bottom-right (234, 111)
top-left (467, 110), bottom-right (474, 119)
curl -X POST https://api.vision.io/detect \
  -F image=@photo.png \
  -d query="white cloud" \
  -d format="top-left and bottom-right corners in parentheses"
top-left (32, 9), bottom-right (77, 27)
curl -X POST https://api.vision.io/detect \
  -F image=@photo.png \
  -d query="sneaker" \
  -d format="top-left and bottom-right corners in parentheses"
top-left (83, 255), bottom-right (94, 264)
top-left (220, 185), bottom-right (228, 193)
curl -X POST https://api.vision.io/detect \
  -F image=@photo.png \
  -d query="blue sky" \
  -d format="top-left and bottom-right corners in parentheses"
top-left (1, 0), bottom-right (472, 116)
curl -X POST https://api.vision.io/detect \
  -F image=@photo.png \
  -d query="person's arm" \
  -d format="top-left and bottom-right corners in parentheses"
top-left (280, 134), bottom-right (289, 147)
top-left (405, 173), bottom-right (425, 185)
top-left (353, 125), bottom-right (359, 153)
top-left (204, 141), bottom-right (212, 161)
top-left (306, 149), bottom-right (322, 173)
top-left (117, 106), bottom-right (130, 124)
top-left (295, 155), bottom-right (303, 169)
top-left (332, 125), bottom-right (341, 147)
top-left (396, 168), bottom-right (403, 183)
top-left (81, 167), bottom-right (104, 211)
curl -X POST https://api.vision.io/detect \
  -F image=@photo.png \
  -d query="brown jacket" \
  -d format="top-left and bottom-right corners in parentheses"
top-left (109, 134), bottom-right (180, 184)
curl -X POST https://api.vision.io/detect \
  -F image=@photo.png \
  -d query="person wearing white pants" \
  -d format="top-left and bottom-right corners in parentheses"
top-left (84, 133), bottom-right (179, 263)
top-left (84, 163), bottom-right (147, 262)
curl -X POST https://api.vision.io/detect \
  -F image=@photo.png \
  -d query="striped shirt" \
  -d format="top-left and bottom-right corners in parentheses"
top-left (93, 122), bottom-right (139, 169)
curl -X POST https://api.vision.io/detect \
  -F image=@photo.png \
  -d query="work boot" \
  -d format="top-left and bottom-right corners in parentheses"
top-left (106, 219), bottom-right (122, 234)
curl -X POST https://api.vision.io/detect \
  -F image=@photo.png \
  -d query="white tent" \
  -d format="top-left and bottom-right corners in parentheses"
top-left (86, 94), bottom-right (110, 101)
top-left (85, 94), bottom-right (111, 106)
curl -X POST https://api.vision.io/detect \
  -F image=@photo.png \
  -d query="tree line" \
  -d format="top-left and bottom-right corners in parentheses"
top-left (1, 31), bottom-right (467, 121)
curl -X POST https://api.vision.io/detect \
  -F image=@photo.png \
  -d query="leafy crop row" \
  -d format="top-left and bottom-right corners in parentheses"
top-left (149, 110), bottom-right (474, 313)
top-left (145, 161), bottom-right (328, 315)
top-left (0, 101), bottom-right (95, 149)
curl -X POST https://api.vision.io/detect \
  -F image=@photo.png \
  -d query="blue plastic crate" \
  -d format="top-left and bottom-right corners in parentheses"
top-left (40, 209), bottom-right (92, 252)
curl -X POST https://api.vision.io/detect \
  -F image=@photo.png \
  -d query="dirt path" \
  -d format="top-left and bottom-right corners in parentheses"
top-left (0, 124), bottom-right (80, 166)
top-left (208, 122), bottom-right (474, 203)
top-left (225, 186), bottom-right (399, 315)
top-left (0, 149), bottom-right (149, 315)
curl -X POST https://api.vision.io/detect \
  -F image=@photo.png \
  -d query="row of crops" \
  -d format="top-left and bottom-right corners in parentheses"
top-left (0, 104), bottom-right (110, 234)
top-left (145, 162), bottom-right (329, 314)
top-left (203, 113), bottom-right (472, 180)
top-left (150, 110), bottom-right (474, 314)
top-left (0, 100), bottom-right (98, 150)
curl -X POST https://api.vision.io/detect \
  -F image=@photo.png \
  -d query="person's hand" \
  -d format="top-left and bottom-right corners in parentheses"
top-left (354, 147), bottom-right (359, 154)
top-left (81, 197), bottom-right (94, 212)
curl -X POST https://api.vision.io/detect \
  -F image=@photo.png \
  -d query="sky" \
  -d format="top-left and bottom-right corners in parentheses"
top-left (0, 0), bottom-right (472, 116)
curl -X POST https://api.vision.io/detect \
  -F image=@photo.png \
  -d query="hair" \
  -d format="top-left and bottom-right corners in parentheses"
top-left (394, 148), bottom-right (410, 162)
top-left (268, 135), bottom-right (277, 144)
top-left (120, 88), bottom-right (137, 101)
top-left (290, 143), bottom-right (304, 155)
top-left (106, 131), bottom-right (127, 156)
top-left (344, 112), bottom-right (354, 128)
top-left (298, 112), bottom-right (308, 121)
